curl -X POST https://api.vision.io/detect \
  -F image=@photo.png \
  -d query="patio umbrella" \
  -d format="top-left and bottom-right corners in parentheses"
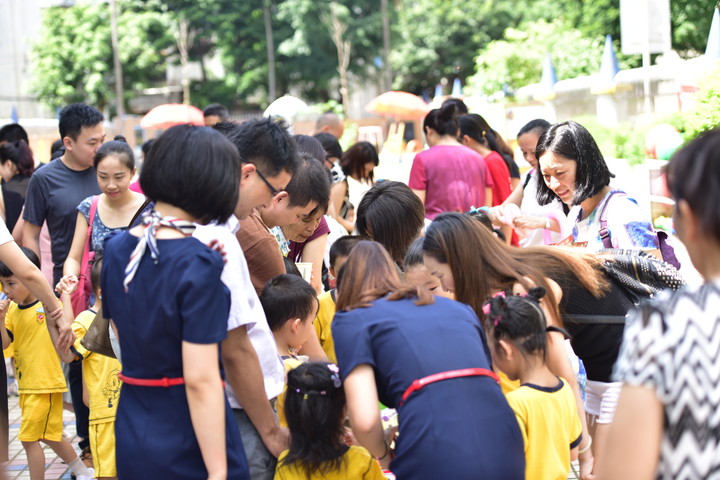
top-left (140, 103), bottom-right (204, 130)
top-left (264, 95), bottom-right (309, 120)
top-left (366, 91), bottom-right (431, 120)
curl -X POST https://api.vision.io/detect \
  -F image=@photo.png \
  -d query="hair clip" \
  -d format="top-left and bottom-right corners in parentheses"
top-left (492, 291), bottom-right (506, 300)
top-left (328, 363), bottom-right (342, 388)
top-left (482, 303), bottom-right (491, 315)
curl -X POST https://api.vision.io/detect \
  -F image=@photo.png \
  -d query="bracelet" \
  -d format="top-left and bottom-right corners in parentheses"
top-left (578, 436), bottom-right (593, 454)
top-left (376, 440), bottom-right (392, 461)
top-left (544, 217), bottom-right (551, 230)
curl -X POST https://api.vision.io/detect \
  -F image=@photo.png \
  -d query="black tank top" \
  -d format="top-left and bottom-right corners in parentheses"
top-left (555, 270), bottom-right (635, 382)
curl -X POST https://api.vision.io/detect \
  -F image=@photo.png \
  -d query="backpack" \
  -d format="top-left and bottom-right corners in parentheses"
top-left (598, 191), bottom-right (680, 269)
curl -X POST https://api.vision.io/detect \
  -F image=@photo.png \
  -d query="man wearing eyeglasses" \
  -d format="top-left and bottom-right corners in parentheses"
top-left (206, 118), bottom-right (300, 480)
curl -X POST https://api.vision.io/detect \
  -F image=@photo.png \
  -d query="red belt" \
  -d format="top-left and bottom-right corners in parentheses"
top-left (398, 368), bottom-right (500, 407)
top-left (118, 373), bottom-right (185, 387)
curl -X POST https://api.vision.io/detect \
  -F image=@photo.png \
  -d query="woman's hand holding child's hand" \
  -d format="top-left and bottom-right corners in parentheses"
top-left (206, 239), bottom-right (228, 264)
top-left (55, 275), bottom-right (78, 295)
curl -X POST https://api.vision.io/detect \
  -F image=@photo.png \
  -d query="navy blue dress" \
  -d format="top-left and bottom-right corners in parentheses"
top-left (332, 296), bottom-right (524, 480)
top-left (101, 232), bottom-right (249, 479)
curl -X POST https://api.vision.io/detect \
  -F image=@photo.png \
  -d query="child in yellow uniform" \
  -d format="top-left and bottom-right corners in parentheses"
top-left (56, 258), bottom-right (120, 480)
top-left (313, 236), bottom-right (360, 363)
top-left (483, 288), bottom-right (583, 480)
top-left (261, 274), bottom-right (318, 427)
top-left (0, 247), bottom-right (94, 480)
top-left (275, 362), bottom-right (384, 480)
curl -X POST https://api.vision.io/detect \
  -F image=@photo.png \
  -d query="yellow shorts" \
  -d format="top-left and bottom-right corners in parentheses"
top-left (18, 392), bottom-right (64, 442)
top-left (89, 421), bottom-right (117, 477)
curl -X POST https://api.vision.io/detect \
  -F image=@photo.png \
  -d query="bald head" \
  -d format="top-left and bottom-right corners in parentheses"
top-left (314, 113), bottom-right (344, 140)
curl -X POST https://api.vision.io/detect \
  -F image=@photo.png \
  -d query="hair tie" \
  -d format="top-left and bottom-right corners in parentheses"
top-left (328, 363), bottom-right (342, 388)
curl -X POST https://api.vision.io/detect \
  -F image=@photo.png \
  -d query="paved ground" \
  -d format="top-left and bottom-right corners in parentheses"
top-left (5, 394), bottom-right (79, 480)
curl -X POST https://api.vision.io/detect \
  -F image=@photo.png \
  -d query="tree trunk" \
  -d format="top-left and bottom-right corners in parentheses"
top-left (264, 0), bottom-right (277, 103)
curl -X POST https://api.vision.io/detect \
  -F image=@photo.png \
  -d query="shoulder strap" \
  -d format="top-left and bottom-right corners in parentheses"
top-left (129, 198), bottom-right (151, 227)
top-left (88, 195), bottom-right (99, 228)
top-left (598, 191), bottom-right (623, 249)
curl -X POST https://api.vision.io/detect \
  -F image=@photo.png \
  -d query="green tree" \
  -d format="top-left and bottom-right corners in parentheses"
top-left (466, 19), bottom-right (612, 96)
top-left (32, 1), bottom-right (173, 111)
top-left (390, 0), bottom-right (521, 93)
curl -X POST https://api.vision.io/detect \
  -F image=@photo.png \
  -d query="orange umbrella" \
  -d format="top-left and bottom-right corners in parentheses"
top-left (140, 103), bottom-right (204, 130)
top-left (365, 91), bottom-right (431, 120)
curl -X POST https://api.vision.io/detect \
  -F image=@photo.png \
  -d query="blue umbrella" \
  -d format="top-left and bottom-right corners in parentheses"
top-left (10, 105), bottom-right (18, 124)
top-left (434, 84), bottom-right (443, 99)
top-left (706, 7), bottom-right (720, 59)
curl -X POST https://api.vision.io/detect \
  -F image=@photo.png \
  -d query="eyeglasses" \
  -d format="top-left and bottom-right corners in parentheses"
top-left (255, 167), bottom-right (281, 197)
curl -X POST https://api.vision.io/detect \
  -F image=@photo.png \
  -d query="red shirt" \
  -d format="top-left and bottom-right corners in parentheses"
top-left (484, 151), bottom-right (512, 206)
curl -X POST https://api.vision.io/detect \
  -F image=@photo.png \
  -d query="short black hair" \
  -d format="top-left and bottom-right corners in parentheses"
top-left (517, 119), bottom-right (550, 139)
top-left (535, 121), bottom-right (613, 206)
top-left (283, 256), bottom-right (303, 276)
top-left (285, 153), bottom-right (331, 213)
top-left (260, 274), bottom-right (318, 332)
top-left (58, 104), bottom-right (104, 141)
top-left (294, 135), bottom-right (327, 164)
top-left (214, 118), bottom-right (298, 177)
top-left (667, 129), bottom-right (720, 243)
top-left (0, 247), bottom-right (40, 277)
top-left (313, 132), bottom-right (343, 160)
top-left (94, 135), bottom-right (135, 169)
top-left (441, 97), bottom-right (469, 114)
top-left (203, 103), bottom-right (229, 121)
top-left (50, 138), bottom-right (64, 159)
top-left (0, 123), bottom-right (29, 144)
top-left (329, 235), bottom-right (362, 269)
top-left (140, 124), bottom-right (240, 224)
top-left (356, 181), bottom-right (425, 266)
top-left (141, 139), bottom-right (155, 157)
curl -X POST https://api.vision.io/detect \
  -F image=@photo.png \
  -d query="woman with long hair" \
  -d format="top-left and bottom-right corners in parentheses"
top-left (598, 130), bottom-right (720, 479)
top-left (422, 212), bottom-right (639, 479)
top-left (332, 240), bottom-right (524, 479)
top-left (408, 102), bottom-right (493, 219)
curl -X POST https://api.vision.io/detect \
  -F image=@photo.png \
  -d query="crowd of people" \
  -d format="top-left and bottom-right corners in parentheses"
top-left (0, 98), bottom-right (717, 480)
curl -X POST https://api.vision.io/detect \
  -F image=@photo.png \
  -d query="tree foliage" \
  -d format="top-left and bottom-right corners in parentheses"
top-left (32, 1), bottom-right (173, 111)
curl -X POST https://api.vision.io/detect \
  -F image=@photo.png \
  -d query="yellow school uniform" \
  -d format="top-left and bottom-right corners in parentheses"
top-left (506, 377), bottom-right (582, 480)
top-left (277, 356), bottom-right (304, 428)
top-left (274, 445), bottom-right (385, 480)
top-left (314, 290), bottom-right (337, 363)
top-left (72, 309), bottom-right (123, 477)
top-left (5, 300), bottom-right (67, 441)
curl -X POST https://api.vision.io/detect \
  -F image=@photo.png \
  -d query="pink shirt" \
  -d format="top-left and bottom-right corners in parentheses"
top-left (408, 144), bottom-right (493, 219)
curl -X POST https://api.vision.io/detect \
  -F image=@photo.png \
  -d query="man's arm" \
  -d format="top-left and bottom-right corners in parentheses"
top-left (221, 326), bottom-right (289, 457)
top-left (22, 221), bottom-right (42, 259)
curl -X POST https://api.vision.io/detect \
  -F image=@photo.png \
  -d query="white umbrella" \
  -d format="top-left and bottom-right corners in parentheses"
top-left (263, 95), bottom-right (309, 120)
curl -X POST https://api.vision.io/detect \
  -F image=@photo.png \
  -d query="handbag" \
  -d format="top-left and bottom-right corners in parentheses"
top-left (80, 309), bottom-right (116, 358)
top-left (79, 197), bottom-right (152, 359)
top-left (70, 196), bottom-right (99, 316)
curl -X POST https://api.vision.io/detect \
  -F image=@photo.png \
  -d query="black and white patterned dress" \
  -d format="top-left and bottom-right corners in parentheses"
top-left (613, 280), bottom-right (720, 479)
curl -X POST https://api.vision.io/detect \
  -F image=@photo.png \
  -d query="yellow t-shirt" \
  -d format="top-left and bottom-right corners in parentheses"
top-left (506, 377), bottom-right (582, 480)
top-left (274, 445), bottom-right (385, 480)
top-left (277, 356), bottom-right (304, 428)
top-left (5, 300), bottom-right (66, 394)
top-left (71, 310), bottom-right (122, 425)
top-left (314, 290), bottom-right (337, 363)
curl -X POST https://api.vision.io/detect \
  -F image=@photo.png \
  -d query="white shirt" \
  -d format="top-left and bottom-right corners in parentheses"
top-left (193, 215), bottom-right (285, 407)
top-left (0, 222), bottom-right (13, 246)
